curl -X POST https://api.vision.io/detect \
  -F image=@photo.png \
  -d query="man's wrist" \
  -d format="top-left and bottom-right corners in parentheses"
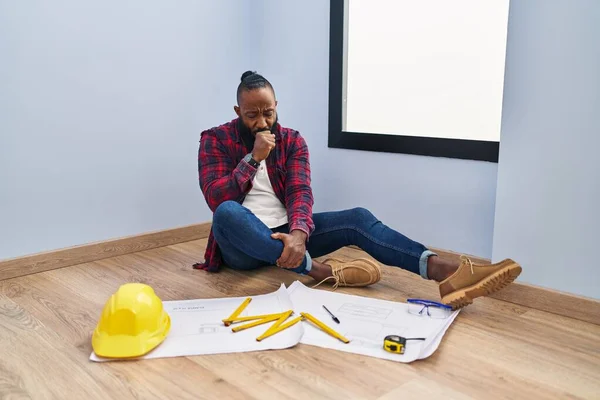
top-left (244, 153), bottom-right (260, 168)
top-left (290, 229), bottom-right (308, 242)
top-left (251, 152), bottom-right (266, 163)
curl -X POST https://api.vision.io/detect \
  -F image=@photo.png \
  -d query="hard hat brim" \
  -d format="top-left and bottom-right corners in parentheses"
top-left (92, 313), bottom-right (171, 359)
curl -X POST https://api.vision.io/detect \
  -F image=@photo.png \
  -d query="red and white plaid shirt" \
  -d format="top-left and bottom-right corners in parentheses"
top-left (194, 118), bottom-right (314, 272)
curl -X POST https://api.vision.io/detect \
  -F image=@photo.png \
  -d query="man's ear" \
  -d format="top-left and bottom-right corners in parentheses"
top-left (275, 100), bottom-right (278, 107)
top-left (234, 105), bottom-right (241, 117)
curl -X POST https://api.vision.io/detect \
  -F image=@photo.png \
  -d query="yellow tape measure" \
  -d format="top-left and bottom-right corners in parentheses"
top-left (383, 335), bottom-right (426, 354)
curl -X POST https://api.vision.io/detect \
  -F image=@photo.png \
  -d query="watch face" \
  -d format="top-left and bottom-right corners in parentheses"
top-left (244, 154), bottom-right (258, 166)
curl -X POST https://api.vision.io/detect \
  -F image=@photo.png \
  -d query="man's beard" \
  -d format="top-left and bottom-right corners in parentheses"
top-left (238, 114), bottom-right (279, 137)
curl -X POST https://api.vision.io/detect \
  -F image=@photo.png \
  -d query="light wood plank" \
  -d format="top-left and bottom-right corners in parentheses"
top-left (0, 255), bottom-right (273, 399)
top-left (378, 379), bottom-right (475, 400)
top-left (0, 222), bottom-right (211, 281)
top-left (488, 282), bottom-right (600, 326)
top-left (0, 239), bottom-right (598, 399)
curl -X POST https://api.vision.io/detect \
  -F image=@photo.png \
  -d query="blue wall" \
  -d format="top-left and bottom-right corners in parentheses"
top-left (0, 0), bottom-right (255, 259)
top-left (493, 0), bottom-right (600, 299)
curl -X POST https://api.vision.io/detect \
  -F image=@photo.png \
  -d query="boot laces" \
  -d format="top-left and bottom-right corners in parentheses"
top-left (460, 255), bottom-right (475, 274)
top-left (311, 264), bottom-right (345, 290)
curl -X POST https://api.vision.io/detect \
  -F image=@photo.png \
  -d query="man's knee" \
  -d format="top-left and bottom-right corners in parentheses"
top-left (349, 207), bottom-right (378, 225)
top-left (213, 201), bottom-right (244, 227)
top-left (351, 207), bottom-right (375, 219)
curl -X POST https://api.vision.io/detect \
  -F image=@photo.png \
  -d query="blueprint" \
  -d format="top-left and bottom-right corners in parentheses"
top-left (286, 281), bottom-right (459, 363)
top-left (90, 284), bottom-right (303, 362)
top-left (90, 281), bottom-right (458, 363)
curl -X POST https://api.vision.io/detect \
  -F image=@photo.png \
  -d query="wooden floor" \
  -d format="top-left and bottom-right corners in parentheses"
top-left (1, 239), bottom-right (598, 400)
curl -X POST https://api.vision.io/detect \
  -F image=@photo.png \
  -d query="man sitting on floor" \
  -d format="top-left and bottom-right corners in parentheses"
top-left (194, 70), bottom-right (522, 309)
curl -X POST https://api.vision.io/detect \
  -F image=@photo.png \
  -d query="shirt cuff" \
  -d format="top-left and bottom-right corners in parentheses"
top-left (289, 222), bottom-right (310, 241)
top-left (237, 157), bottom-right (258, 178)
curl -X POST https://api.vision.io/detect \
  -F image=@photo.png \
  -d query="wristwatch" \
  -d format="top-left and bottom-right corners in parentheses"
top-left (243, 153), bottom-right (260, 168)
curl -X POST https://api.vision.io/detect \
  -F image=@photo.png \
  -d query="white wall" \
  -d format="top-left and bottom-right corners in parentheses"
top-left (255, 0), bottom-right (499, 258)
top-left (0, 0), bottom-right (254, 259)
top-left (492, 1), bottom-right (600, 299)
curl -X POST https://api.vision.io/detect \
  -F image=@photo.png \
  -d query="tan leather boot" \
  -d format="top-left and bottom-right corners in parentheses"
top-left (315, 258), bottom-right (381, 289)
top-left (439, 256), bottom-right (522, 309)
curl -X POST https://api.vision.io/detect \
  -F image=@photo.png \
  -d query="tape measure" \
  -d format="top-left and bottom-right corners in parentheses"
top-left (383, 335), bottom-right (426, 354)
top-left (383, 335), bottom-right (406, 354)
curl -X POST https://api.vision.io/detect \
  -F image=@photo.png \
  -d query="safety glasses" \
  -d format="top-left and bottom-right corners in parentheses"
top-left (407, 299), bottom-right (453, 319)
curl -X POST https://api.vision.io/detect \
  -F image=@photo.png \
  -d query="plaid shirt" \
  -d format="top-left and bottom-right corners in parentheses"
top-left (193, 118), bottom-right (314, 272)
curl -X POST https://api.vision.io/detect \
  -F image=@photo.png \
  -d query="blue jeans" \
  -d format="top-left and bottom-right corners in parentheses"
top-left (212, 201), bottom-right (436, 279)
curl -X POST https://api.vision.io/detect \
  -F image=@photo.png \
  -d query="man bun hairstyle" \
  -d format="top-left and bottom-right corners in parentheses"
top-left (241, 71), bottom-right (255, 81)
top-left (237, 70), bottom-right (275, 104)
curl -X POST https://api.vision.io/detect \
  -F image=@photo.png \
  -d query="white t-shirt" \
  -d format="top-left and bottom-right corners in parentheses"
top-left (242, 160), bottom-right (288, 228)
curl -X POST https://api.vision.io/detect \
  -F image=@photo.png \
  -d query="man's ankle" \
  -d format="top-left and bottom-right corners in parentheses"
top-left (427, 256), bottom-right (458, 282)
top-left (308, 261), bottom-right (333, 281)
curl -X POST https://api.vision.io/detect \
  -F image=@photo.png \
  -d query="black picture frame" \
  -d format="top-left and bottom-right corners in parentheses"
top-left (327, 0), bottom-right (500, 163)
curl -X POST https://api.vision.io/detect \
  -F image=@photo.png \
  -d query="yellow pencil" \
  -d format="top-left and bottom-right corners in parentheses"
top-left (256, 315), bottom-right (302, 342)
top-left (223, 312), bottom-right (290, 325)
top-left (301, 312), bottom-right (350, 344)
top-left (222, 297), bottom-right (252, 326)
top-left (231, 313), bottom-right (284, 332)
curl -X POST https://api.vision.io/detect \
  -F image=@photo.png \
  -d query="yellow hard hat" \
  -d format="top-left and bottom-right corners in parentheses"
top-left (92, 283), bottom-right (171, 358)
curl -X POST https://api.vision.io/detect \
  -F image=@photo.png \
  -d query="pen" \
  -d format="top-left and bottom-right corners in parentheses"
top-left (322, 305), bottom-right (340, 324)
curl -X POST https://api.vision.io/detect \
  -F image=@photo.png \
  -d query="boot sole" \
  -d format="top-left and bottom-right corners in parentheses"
top-left (441, 263), bottom-right (522, 310)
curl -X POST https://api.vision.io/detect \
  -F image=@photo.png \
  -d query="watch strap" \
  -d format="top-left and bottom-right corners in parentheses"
top-left (244, 153), bottom-right (260, 168)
